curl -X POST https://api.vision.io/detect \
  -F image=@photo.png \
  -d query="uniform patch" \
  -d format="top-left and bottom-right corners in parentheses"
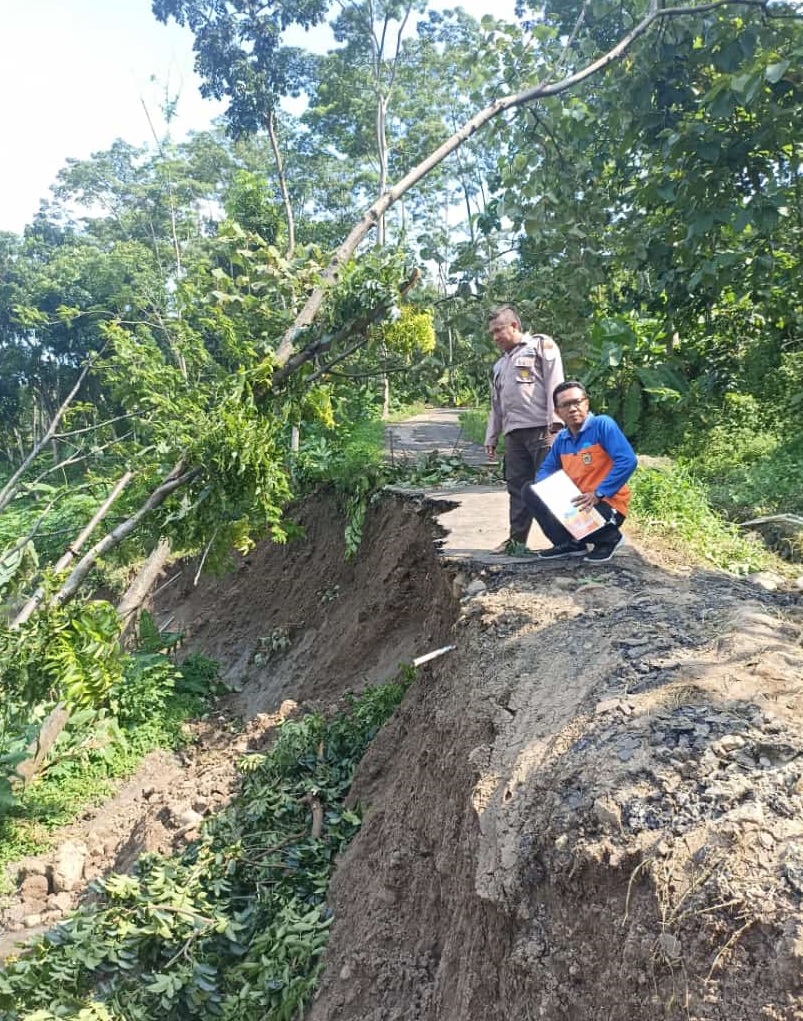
top-left (582, 452), bottom-right (592, 465)
top-left (514, 356), bottom-right (535, 383)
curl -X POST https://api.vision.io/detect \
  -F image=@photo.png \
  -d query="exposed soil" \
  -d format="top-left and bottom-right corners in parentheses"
top-left (3, 468), bottom-right (803, 1020)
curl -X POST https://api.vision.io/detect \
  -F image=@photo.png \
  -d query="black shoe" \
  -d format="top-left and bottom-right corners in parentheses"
top-left (585, 535), bottom-right (625, 562)
top-left (537, 541), bottom-right (588, 560)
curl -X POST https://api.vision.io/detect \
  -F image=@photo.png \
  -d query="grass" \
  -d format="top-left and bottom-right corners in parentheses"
top-left (385, 401), bottom-right (428, 423)
top-left (457, 407), bottom-right (495, 450)
top-left (629, 463), bottom-right (777, 574)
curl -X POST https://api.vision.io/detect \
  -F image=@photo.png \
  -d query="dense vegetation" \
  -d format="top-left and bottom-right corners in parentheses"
top-left (0, 678), bottom-right (412, 1020)
top-left (0, 0), bottom-right (801, 1015)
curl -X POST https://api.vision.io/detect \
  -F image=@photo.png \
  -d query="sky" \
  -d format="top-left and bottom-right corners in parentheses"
top-left (0, 0), bottom-right (516, 236)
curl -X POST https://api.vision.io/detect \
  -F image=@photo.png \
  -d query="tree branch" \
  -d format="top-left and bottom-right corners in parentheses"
top-left (271, 269), bottom-right (420, 387)
top-left (0, 360), bottom-right (93, 514)
top-left (272, 0), bottom-right (769, 368)
top-left (51, 461), bottom-right (199, 608)
top-left (266, 108), bottom-right (296, 258)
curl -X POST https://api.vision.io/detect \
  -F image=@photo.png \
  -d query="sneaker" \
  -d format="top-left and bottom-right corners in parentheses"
top-left (585, 535), bottom-right (625, 562)
top-left (537, 541), bottom-right (588, 560)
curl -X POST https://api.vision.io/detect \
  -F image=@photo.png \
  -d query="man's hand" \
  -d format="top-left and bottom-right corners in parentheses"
top-left (485, 444), bottom-right (497, 460)
top-left (572, 491), bottom-right (597, 511)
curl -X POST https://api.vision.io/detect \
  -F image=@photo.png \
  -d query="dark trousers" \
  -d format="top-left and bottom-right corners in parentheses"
top-left (504, 427), bottom-right (553, 543)
top-left (521, 483), bottom-right (625, 548)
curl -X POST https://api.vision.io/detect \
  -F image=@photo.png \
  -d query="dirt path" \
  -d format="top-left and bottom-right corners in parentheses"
top-left (3, 413), bottom-right (803, 1021)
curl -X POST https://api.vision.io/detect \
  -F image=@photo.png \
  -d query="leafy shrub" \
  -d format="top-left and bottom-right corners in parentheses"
top-left (108, 654), bottom-right (180, 727)
top-left (177, 653), bottom-right (221, 699)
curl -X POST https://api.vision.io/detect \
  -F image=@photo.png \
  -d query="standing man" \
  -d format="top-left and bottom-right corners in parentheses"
top-left (523, 380), bottom-right (638, 562)
top-left (484, 305), bottom-right (564, 554)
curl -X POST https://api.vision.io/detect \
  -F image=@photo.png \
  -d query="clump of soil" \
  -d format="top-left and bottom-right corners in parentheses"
top-left (4, 487), bottom-right (803, 1021)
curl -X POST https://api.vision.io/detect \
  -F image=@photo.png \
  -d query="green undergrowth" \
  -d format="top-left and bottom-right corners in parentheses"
top-left (0, 650), bottom-right (221, 890)
top-left (0, 674), bottom-right (412, 1021)
top-left (630, 464), bottom-right (775, 574)
top-left (457, 408), bottom-right (499, 453)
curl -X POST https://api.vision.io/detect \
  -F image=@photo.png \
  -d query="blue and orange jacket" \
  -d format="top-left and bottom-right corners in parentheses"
top-left (535, 412), bottom-right (637, 516)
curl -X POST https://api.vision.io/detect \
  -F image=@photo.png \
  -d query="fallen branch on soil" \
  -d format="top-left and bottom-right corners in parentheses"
top-left (739, 515), bottom-right (803, 528)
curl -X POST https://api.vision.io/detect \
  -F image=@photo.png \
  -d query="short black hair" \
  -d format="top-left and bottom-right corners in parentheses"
top-left (487, 304), bottom-right (522, 328)
top-left (553, 380), bottom-right (588, 406)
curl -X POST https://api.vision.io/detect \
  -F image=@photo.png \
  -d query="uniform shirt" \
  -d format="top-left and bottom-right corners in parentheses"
top-left (484, 333), bottom-right (564, 446)
top-left (536, 411), bottom-right (638, 516)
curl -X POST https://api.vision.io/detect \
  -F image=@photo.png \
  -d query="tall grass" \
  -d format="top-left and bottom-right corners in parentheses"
top-left (630, 464), bottom-right (774, 573)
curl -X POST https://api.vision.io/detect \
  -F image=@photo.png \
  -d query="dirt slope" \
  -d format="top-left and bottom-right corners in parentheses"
top-left (307, 538), bottom-right (803, 1021)
top-left (3, 478), bottom-right (803, 1020)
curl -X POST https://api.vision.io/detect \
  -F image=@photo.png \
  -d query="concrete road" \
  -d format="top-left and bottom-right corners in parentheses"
top-left (385, 408), bottom-right (550, 565)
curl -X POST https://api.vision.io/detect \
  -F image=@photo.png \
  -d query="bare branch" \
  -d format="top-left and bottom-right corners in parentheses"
top-left (53, 413), bottom-right (136, 440)
top-left (0, 360), bottom-right (93, 514)
top-left (267, 109), bottom-right (297, 258)
top-left (51, 461), bottom-right (199, 608)
top-left (30, 432), bottom-right (135, 486)
top-left (12, 472), bottom-right (134, 627)
top-left (117, 536), bottom-right (172, 642)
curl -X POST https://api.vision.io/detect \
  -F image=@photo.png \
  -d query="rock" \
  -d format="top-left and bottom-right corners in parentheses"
top-left (19, 858), bottom-right (48, 878)
top-left (712, 734), bottom-right (746, 756)
top-left (48, 892), bottom-right (74, 913)
top-left (747, 571), bottom-right (783, 592)
top-left (464, 579), bottom-right (487, 598)
top-left (176, 808), bottom-right (204, 829)
top-left (595, 698), bottom-right (624, 715)
top-left (85, 832), bottom-right (106, 857)
top-left (593, 797), bottom-right (621, 830)
top-left (50, 840), bottom-right (87, 894)
top-left (23, 914), bottom-right (43, 929)
top-left (4, 903), bottom-right (29, 926)
top-left (19, 873), bottom-right (49, 903)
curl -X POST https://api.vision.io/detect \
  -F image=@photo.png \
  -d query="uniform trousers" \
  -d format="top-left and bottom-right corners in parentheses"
top-left (503, 426), bottom-right (553, 543)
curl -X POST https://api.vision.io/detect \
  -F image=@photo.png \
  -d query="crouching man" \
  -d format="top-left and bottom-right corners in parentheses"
top-left (522, 381), bottom-right (638, 563)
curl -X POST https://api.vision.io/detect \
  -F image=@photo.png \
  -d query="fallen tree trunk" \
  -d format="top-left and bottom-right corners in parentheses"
top-left (117, 536), bottom-right (172, 645)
